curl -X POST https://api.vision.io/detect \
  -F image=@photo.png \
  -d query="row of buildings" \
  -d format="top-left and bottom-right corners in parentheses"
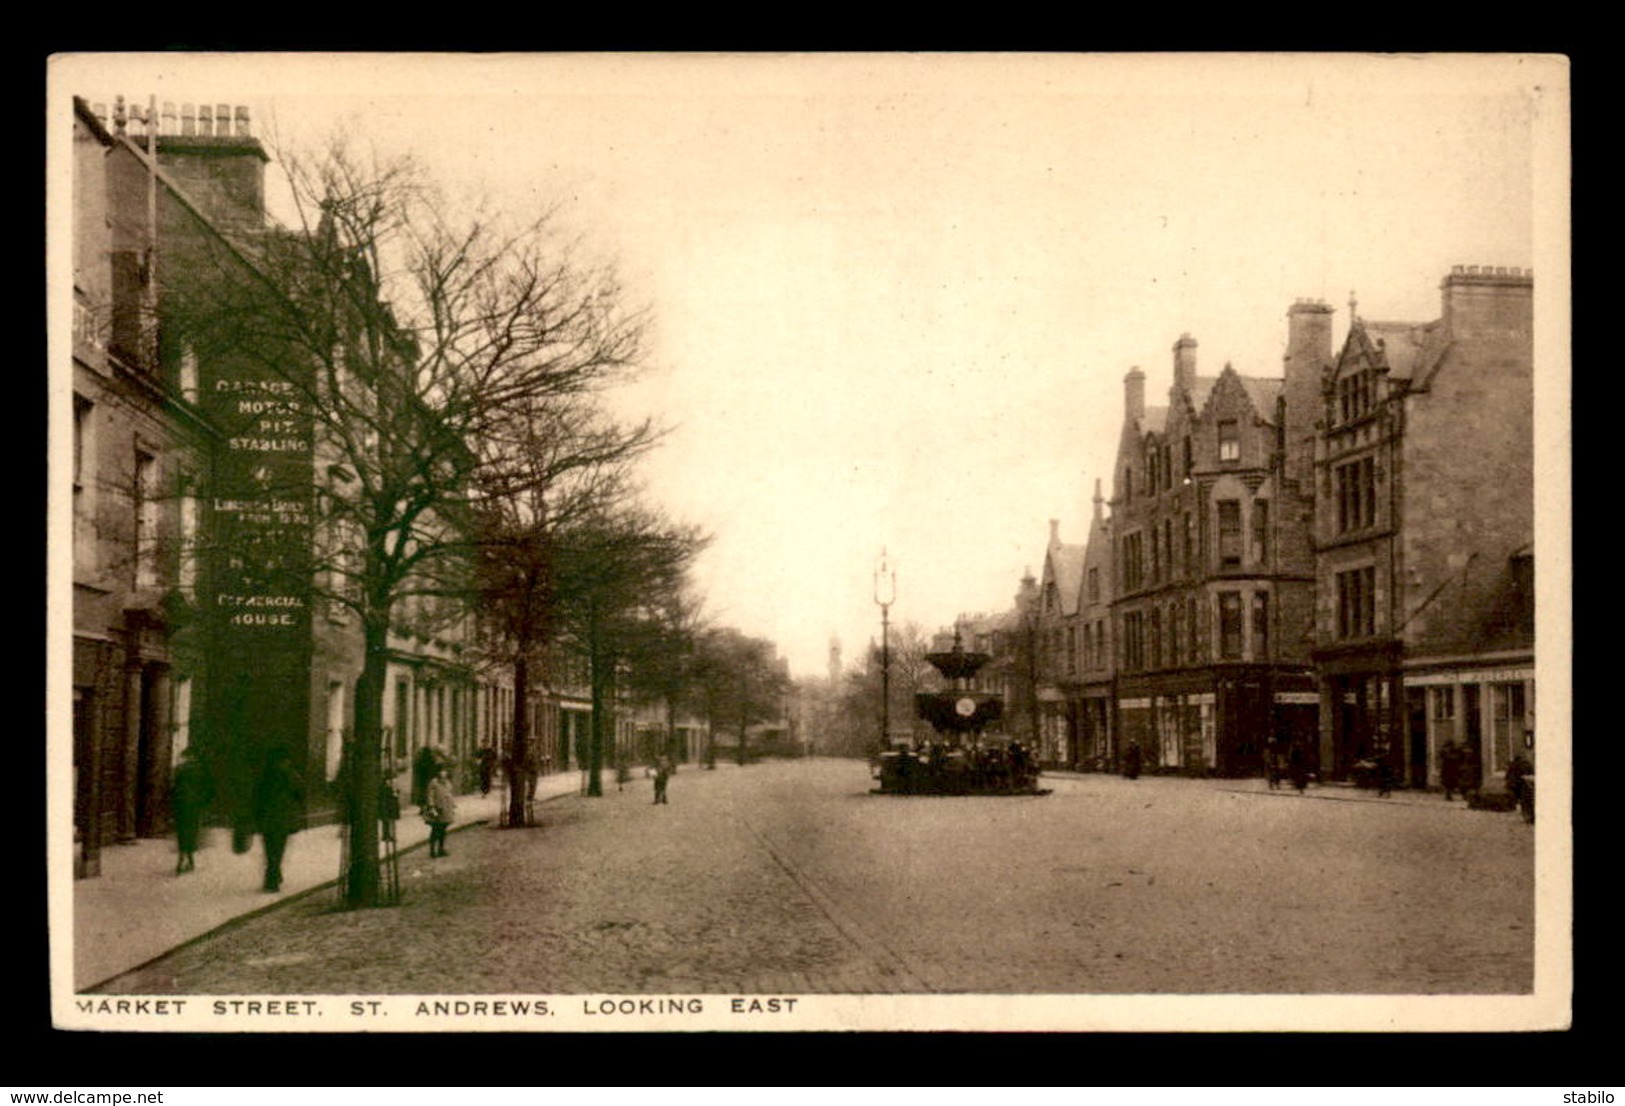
top-left (65, 96), bottom-right (700, 878)
top-left (949, 267), bottom-right (1536, 791)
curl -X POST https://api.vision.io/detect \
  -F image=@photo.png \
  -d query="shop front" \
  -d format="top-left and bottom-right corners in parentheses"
top-left (1402, 660), bottom-right (1534, 791)
top-left (1312, 641), bottom-right (1402, 783)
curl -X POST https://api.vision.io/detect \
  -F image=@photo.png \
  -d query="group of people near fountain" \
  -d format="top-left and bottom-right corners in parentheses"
top-left (881, 738), bottom-right (1042, 795)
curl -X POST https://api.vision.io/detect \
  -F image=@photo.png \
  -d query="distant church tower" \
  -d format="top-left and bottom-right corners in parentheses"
top-left (828, 636), bottom-right (843, 688)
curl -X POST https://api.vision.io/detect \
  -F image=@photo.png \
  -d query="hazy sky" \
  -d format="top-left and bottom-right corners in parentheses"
top-left (53, 53), bottom-right (1565, 678)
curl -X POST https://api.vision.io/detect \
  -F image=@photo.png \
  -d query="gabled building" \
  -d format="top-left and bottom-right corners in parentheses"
top-left (1075, 479), bottom-right (1116, 769)
top-left (1108, 309), bottom-right (1322, 776)
top-left (1310, 266), bottom-right (1535, 788)
top-left (1033, 519), bottom-right (1086, 768)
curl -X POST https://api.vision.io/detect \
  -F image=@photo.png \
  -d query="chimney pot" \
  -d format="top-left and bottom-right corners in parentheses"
top-left (181, 103), bottom-right (196, 135)
top-left (235, 105), bottom-right (251, 136)
top-left (198, 104), bottom-right (213, 136)
top-left (162, 101), bottom-right (177, 135)
top-left (217, 104), bottom-right (231, 134)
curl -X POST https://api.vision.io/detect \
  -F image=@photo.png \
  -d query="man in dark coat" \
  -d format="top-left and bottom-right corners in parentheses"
top-left (253, 747), bottom-right (305, 893)
top-left (1287, 742), bottom-right (1310, 793)
top-left (1122, 741), bottom-right (1143, 781)
top-left (170, 747), bottom-right (212, 874)
top-left (476, 746), bottom-right (497, 796)
top-left (1440, 739), bottom-right (1464, 801)
top-left (653, 755), bottom-right (673, 805)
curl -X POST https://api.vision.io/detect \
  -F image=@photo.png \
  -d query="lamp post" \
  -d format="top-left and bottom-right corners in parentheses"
top-left (874, 548), bottom-right (896, 754)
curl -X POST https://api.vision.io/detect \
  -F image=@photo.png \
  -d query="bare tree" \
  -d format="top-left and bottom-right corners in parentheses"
top-left (164, 139), bottom-right (649, 907)
top-left (469, 400), bottom-right (662, 828)
top-left (549, 505), bottom-right (706, 797)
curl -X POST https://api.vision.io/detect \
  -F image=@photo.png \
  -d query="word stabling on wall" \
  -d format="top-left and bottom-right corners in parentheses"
top-left (228, 436), bottom-right (311, 453)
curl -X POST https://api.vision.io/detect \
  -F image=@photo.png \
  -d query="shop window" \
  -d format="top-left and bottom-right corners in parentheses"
top-left (1490, 682), bottom-right (1527, 774)
top-left (1431, 685), bottom-right (1455, 722)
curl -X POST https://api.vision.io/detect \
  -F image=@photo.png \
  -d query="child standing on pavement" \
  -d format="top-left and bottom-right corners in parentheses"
top-left (423, 766), bottom-right (457, 858)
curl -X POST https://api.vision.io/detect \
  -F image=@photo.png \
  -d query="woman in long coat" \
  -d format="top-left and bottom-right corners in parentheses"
top-left (423, 767), bottom-right (457, 858)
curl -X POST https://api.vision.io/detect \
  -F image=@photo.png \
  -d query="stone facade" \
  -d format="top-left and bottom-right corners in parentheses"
top-left (1108, 310), bottom-right (1321, 777)
top-left (1311, 266), bottom-right (1535, 789)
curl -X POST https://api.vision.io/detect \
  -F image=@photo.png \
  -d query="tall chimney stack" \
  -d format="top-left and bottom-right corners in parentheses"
top-left (1282, 298), bottom-right (1334, 489)
top-left (1124, 366), bottom-right (1146, 424)
top-left (1441, 264), bottom-right (1533, 342)
top-left (1172, 333), bottom-right (1197, 398)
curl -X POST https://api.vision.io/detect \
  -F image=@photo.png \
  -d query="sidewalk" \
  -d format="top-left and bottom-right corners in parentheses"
top-left (70, 767), bottom-right (602, 992)
top-left (1042, 766), bottom-right (1481, 810)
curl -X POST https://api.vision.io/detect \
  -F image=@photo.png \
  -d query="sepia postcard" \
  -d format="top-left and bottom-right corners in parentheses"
top-left (46, 51), bottom-right (1572, 1034)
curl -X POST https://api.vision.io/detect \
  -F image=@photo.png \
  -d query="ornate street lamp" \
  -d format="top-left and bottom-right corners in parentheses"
top-left (874, 548), bottom-right (896, 754)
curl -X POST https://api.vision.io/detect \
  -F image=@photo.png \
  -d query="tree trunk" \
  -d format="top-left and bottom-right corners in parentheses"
top-left (508, 651), bottom-right (530, 827)
top-left (586, 603), bottom-right (604, 797)
top-left (344, 616), bottom-right (386, 909)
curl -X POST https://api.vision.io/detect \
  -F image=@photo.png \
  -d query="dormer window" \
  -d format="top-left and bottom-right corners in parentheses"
top-left (1218, 420), bottom-right (1239, 463)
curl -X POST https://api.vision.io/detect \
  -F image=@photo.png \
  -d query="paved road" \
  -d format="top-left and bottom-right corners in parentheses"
top-left (98, 758), bottom-right (1533, 995)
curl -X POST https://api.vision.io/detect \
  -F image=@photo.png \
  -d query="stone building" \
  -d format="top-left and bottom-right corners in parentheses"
top-left (68, 96), bottom-right (520, 873)
top-left (1107, 310), bottom-right (1322, 777)
top-left (1075, 480), bottom-right (1116, 769)
top-left (1033, 519), bottom-right (1086, 768)
top-left (70, 97), bottom-right (216, 876)
top-left (1310, 267), bottom-right (1535, 788)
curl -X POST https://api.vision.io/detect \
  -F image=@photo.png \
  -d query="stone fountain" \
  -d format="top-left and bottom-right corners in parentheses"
top-left (873, 629), bottom-right (1046, 795)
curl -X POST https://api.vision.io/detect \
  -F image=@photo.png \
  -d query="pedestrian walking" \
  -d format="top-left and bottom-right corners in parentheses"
top-left (1265, 740), bottom-right (1287, 791)
top-left (170, 747), bottom-right (212, 875)
top-left (1506, 755), bottom-right (1534, 823)
top-left (476, 745), bottom-right (497, 796)
top-left (653, 755), bottom-right (673, 805)
top-left (1287, 742), bottom-right (1310, 794)
top-left (411, 744), bottom-right (441, 808)
top-left (423, 766), bottom-right (457, 858)
top-left (1458, 744), bottom-right (1483, 804)
top-left (253, 746), bottom-right (305, 893)
top-left (1440, 739), bottom-right (1465, 801)
top-left (1122, 740), bottom-right (1142, 781)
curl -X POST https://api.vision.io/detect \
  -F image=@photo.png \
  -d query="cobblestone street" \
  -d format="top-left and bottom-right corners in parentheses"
top-left (99, 758), bottom-right (1534, 996)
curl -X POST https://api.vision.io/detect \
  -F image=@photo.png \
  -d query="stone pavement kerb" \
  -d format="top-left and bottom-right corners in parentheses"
top-left (68, 764), bottom-right (713, 992)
